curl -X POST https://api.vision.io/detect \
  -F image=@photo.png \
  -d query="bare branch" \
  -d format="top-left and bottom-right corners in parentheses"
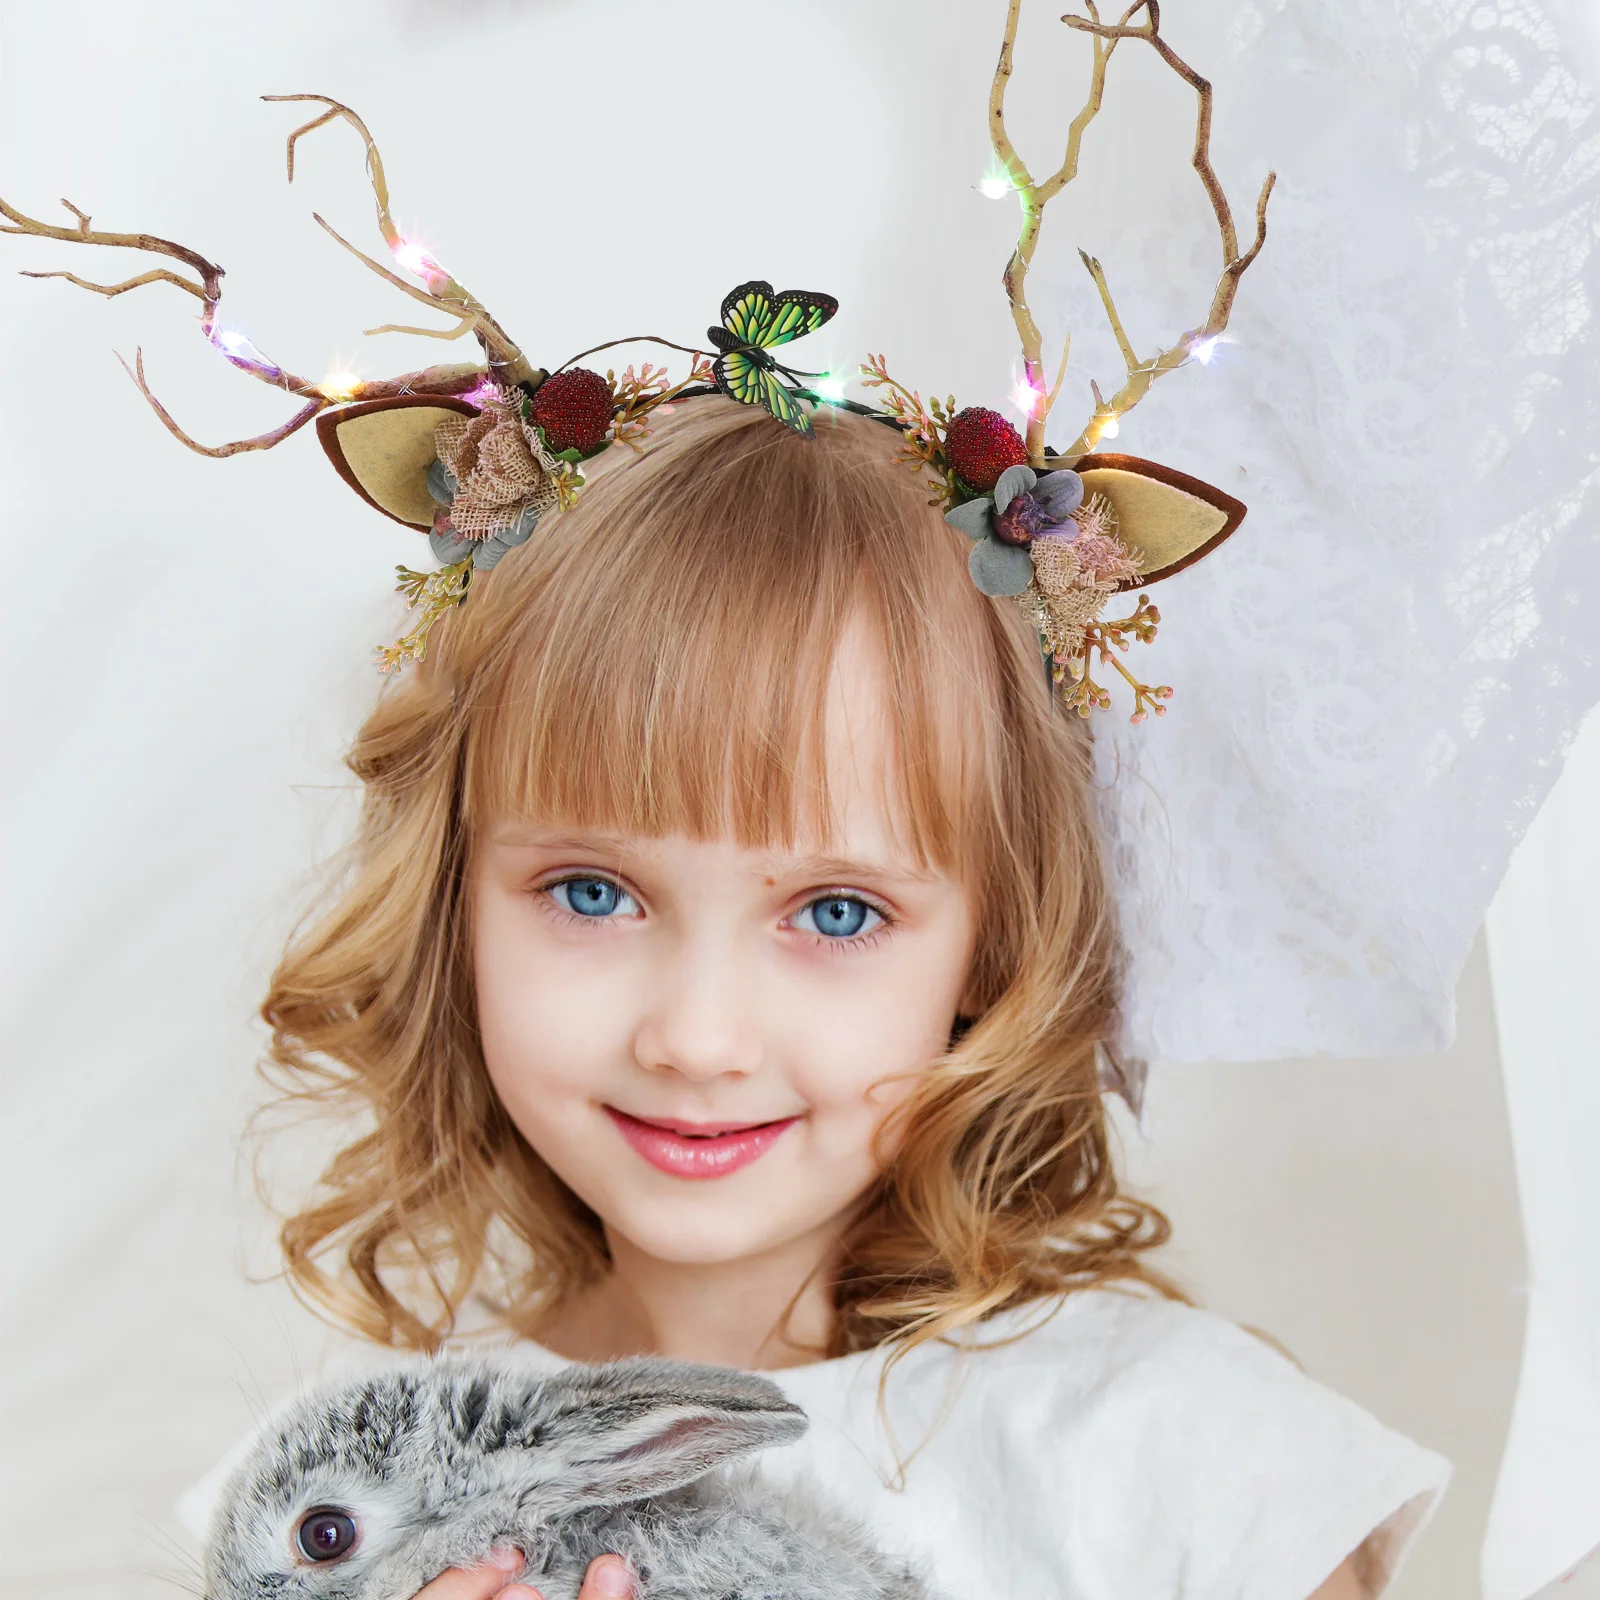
top-left (990, 0), bottom-right (1038, 196)
top-left (1037, 1), bottom-right (1146, 201)
top-left (357, 362), bottom-right (486, 400)
top-left (3, 112), bottom-right (498, 457)
top-left (363, 317), bottom-right (480, 342)
top-left (310, 214), bottom-right (443, 307)
top-left (18, 266), bottom-right (206, 301)
top-left (0, 190), bottom-right (331, 411)
top-left (1078, 249), bottom-right (1138, 373)
top-left (117, 349), bottom-right (327, 458)
top-left (264, 93), bottom-right (538, 387)
top-left (990, 0), bottom-right (1145, 462)
top-left (1054, 0), bottom-right (1276, 457)
top-left (0, 194), bottom-right (219, 300)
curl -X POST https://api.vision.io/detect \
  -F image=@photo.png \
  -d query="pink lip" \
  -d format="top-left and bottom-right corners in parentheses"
top-left (604, 1107), bottom-right (800, 1180)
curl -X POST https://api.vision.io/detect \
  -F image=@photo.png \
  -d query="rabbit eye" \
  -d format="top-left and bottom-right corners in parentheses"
top-left (296, 1506), bottom-right (358, 1562)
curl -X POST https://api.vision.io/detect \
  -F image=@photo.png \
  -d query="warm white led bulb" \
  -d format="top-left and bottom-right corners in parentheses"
top-left (319, 372), bottom-right (363, 402)
top-left (393, 242), bottom-right (434, 276)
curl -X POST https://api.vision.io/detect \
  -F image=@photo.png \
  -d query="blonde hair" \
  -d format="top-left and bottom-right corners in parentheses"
top-left (263, 397), bottom-right (1177, 1356)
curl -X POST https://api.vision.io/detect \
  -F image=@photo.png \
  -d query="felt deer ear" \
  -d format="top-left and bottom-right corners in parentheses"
top-left (1074, 453), bottom-right (1247, 589)
top-left (317, 394), bottom-right (481, 530)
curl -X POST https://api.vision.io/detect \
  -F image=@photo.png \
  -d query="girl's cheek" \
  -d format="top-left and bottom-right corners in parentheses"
top-left (474, 893), bottom-right (638, 1097)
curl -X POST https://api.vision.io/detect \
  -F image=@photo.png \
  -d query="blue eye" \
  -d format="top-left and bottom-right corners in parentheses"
top-left (549, 877), bottom-right (639, 919)
top-left (794, 895), bottom-right (881, 940)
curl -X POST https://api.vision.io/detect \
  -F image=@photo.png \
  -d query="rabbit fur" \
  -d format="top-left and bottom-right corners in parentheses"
top-left (205, 1353), bottom-right (932, 1600)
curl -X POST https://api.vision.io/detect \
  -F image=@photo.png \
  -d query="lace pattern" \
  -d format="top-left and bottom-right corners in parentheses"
top-left (1072, 0), bottom-right (1600, 1061)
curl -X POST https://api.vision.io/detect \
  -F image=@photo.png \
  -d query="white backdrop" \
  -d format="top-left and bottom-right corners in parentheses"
top-left (0, 3), bottom-right (1588, 1598)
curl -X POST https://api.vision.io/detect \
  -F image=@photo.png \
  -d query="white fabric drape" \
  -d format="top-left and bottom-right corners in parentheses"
top-left (1483, 709), bottom-right (1600, 1600)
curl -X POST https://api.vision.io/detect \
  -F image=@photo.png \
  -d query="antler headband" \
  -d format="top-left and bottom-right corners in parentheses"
top-left (1, 1), bottom-right (1271, 712)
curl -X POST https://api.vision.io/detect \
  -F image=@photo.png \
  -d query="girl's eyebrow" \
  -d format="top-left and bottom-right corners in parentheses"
top-left (484, 828), bottom-right (942, 886)
top-left (487, 826), bottom-right (627, 851)
top-left (764, 853), bottom-right (943, 888)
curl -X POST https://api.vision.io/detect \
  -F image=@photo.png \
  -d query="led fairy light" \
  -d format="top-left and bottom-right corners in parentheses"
top-left (1011, 378), bottom-right (1043, 416)
top-left (812, 373), bottom-right (849, 403)
top-left (392, 241), bottom-right (433, 276)
top-left (318, 372), bottom-right (363, 402)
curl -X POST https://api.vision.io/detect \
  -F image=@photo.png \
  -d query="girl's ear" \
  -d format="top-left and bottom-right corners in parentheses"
top-left (545, 1362), bottom-right (808, 1509)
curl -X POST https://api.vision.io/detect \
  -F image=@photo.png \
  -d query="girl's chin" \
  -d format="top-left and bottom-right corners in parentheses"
top-left (605, 1198), bottom-right (818, 1267)
top-left (593, 1175), bottom-right (859, 1269)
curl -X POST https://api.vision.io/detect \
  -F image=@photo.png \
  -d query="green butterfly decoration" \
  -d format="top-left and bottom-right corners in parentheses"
top-left (707, 280), bottom-right (839, 437)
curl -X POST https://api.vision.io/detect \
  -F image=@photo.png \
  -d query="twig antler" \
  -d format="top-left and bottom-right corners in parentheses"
top-left (0, 94), bottom-right (523, 456)
top-left (264, 94), bottom-right (539, 389)
top-left (990, 0), bottom-right (1275, 463)
top-left (0, 189), bottom-right (336, 454)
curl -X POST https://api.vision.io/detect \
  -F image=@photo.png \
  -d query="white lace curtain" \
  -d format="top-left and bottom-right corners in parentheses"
top-left (1074, 0), bottom-right (1600, 1067)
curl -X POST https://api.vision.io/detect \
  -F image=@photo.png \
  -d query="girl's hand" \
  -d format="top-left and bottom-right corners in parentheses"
top-left (412, 1551), bottom-right (635, 1600)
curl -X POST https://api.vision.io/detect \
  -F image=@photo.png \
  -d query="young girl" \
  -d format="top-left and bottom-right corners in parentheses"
top-left (256, 399), bottom-right (1447, 1600)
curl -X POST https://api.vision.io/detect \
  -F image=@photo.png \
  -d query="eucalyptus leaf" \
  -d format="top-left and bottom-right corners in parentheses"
top-left (992, 464), bottom-right (1037, 515)
top-left (473, 535), bottom-right (512, 570)
top-left (426, 458), bottom-right (458, 506)
top-left (1033, 469), bottom-right (1085, 518)
top-left (945, 498), bottom-right (995, 541)
top-left (429, 528), bottom-right (475, 566)
top-left (969, 537), bottom-right (1034, 597)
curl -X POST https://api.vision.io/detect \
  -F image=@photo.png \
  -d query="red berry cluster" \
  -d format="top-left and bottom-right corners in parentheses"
top-left (943, 406), bottom-right (1028, 492)
top-left (528, 368), bottom-right (614, 455)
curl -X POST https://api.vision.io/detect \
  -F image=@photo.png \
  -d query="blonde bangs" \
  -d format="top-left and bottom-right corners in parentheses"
top-left (460, 400), bottom-right (1017, 876)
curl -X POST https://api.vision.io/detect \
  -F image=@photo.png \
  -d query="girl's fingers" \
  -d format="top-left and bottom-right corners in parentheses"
top-left (577, 1554), bottom-right (635, 1600)
top-left (410, 1548), bottom-right (628, 1600)
top-left (413, 1549), bottom-right (527, 1600)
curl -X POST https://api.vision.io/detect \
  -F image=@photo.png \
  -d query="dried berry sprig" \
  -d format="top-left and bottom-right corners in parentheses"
top-left (377, 558), bottom-right (473, 672)
top-left (609, 355), bottom-right (716, 451)
top-left (1054, 595), bottom-right (1170, 721)
top-left (859, 354), bottom-right (964, 506)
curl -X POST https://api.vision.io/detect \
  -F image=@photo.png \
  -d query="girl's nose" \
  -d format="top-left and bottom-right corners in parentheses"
top-left (632, 938), bottom-right (764, 1082)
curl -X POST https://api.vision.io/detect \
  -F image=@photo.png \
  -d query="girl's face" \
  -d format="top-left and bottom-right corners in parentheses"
top-left (471, 617), bottom-right (976, 1269)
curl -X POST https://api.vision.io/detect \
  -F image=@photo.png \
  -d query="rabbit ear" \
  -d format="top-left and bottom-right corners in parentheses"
top-left (549, 1362), bottom-right (808, 1509)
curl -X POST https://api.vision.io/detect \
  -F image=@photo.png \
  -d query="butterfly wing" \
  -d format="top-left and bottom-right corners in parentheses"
top-left (717, 281), bottom-right (838, 352)
top-left (712, 349), bottom-right (814, 437)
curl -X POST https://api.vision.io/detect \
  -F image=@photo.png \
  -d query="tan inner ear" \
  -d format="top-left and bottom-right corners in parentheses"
top-left (335, 406), bottom-right (463, 528)
top-left (1078, 466), bottom-right (1232, 581)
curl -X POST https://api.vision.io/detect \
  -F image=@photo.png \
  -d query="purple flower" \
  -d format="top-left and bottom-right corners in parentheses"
top-left (944, 465), bottom-right (1085, 596)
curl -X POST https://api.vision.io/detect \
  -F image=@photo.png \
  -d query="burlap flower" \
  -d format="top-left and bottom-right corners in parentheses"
top-left (427, 390), bottom-right (563, 570)
top-left (1014, 492), bottom-right (1142, 659)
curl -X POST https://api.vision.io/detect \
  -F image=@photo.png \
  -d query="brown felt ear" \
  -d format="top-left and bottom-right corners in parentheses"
top-left (317, 394), bottom-right (481, 529)
top-left (1074, 453), bottom-right (1247, 589)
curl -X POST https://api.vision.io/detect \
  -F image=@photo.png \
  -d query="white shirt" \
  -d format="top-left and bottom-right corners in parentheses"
top-left (183, 1290), bottom-right (1448, 1600)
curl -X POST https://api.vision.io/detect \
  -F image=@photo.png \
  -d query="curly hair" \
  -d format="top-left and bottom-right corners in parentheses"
top-left (262, 396), bottom-right (1178, 1357)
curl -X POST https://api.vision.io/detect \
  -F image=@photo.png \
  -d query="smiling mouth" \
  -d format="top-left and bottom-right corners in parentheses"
top-left (604, 1107), bottom-right (801, 1180)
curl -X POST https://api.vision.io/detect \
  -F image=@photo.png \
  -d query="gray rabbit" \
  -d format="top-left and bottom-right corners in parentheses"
top-left (205, 1354), bottom-right (931, 1600)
